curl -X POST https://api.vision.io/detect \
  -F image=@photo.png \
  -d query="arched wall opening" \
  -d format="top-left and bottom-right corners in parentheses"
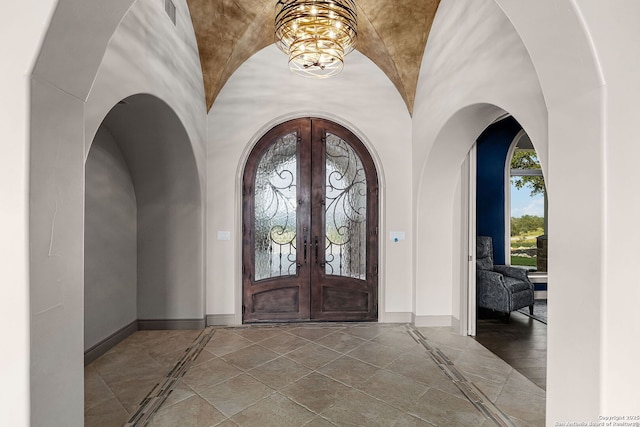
top-left (414, 103), bottom-right (509, 322)
top-left (84, 94), bottom-right (205, 362)
top-left (413, 0), bottom-right (607, 421)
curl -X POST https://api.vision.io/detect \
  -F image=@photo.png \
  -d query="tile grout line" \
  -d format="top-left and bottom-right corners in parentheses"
top-left (406, 325), bottom-right (516, 427)
top-left (124, 328), bottom-right (217, 427)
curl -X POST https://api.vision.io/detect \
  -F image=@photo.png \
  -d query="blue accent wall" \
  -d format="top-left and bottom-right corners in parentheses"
top-left (476, 117), bottom-right (522, 264)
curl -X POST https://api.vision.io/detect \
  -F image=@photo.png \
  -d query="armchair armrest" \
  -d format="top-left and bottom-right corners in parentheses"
top-left (494, 265), bottom-right (532, 283)
top-left (477, 270), bottom-right (508, 291)
top-left (476, 269), bottom-right (510, 312)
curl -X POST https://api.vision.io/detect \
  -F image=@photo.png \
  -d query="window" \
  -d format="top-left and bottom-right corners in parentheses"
top-left (507, 132), bottom-right (547, 272)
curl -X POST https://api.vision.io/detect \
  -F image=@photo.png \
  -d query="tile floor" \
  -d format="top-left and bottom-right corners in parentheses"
top-left (475, 309), bottom-right (547, 390)
top-left (85, 323), bottom-right (545, 426)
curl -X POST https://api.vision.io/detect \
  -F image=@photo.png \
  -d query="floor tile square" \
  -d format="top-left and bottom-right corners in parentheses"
top-left (347, 341), bottom-right (404, 368)
top-left (288, 326), bottom-right (341, 341)
top-left (315, 331), bottom-right (367, 353)
top-left (199, 374), bottom-right (275, 417)
top-left (149, 395), bottom-right (227, 427)
top-left (358, 369), bottom-right (429, 411)
top-left (408, 388), bottom-right (487, 426)
top-left (342, 324), bottom-right (391, 340)
top-left (182, 356), bottom-right (242, 393)
top-left (205, 332), bottom-right (254, 356)
top-left (230, 327), bottom-right (284, 343)
top-left (317, 355), bottom-right (379, 387)
top-left (247, 356), bottom-right (312, 389)
top-left (285, 342), bottom-right (341, 370)
top-left (221, 344), bottom-right (280, 370)
top-left (84, 396), bottom-right (130, 427)
top-left (495, 387), bottom-right (546, 426)
top-left (386, 353), bottom-right (449, 386)
top-left (257, 332), bottom-right (310, 355)
top-left (280, 373), bottom-right (352, 413)
top-left (372, 328), bottom-right (421, 350)
top-left (230, 393), bottom-right (315, 426)
top-left (320, 389), bottom-right (407, 426)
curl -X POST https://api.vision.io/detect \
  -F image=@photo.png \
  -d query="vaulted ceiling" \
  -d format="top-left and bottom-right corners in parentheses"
top-left (186, 0), bottom-right (441, 114)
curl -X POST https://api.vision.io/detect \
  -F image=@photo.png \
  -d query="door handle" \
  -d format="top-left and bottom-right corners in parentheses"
top-left (303, 236), bottom-right (308, 264)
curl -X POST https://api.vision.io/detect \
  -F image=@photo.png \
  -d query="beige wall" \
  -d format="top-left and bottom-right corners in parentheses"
top-left (28, 0), bottom-right (207, 424)
top-left (84, 125), bottom-right (137, 350)
top-left (2, 0), bottom-right (639, 424)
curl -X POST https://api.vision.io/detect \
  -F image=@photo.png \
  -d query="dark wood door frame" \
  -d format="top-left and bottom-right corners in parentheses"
top-left (242, 118), bottom-right (378, 323)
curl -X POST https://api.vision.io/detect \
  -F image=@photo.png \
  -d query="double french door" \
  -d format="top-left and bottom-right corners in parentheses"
top-left (242, 118), bottom-right (378, 322)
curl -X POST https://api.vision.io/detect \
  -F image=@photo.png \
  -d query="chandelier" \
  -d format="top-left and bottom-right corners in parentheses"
top-left (275, 0), bottom-right (358, 78)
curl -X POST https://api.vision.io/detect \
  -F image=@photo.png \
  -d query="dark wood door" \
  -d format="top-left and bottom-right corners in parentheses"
top-left (242, 118), bottom-right (378, 323)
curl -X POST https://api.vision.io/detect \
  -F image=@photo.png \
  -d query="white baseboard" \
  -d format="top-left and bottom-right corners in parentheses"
top-left (451, 316), bottom-right (461, 332)
top-left (534, 290), bottom-right (547, 299)
top-left (380, 312), bottom-right (412, 323)
top-left (412, 314), bottom-right (454, 327)
top-left (206, 314), bottom-right (236, 326)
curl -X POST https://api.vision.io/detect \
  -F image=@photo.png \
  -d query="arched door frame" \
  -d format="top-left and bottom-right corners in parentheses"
top-left (234, 113), bottom-right (387, 325)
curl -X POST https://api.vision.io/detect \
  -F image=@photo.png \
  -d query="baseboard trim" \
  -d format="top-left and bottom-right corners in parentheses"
top-left (85, 318), bottom-right (207, 366)
top-left (451, 316), bottom-right (461, 332)
top-left (206, 314), bottom-right (236, 326)
top-left (412, 314), bottom-right (453, 327)
top-left (534, 290), bottom-right (547, 299)
top-left (380, 312), bottom-right (412, 323)
top-left (137, 318), bottom-right (206, 330)
top-left (84, 320), bottom-right (138, 366)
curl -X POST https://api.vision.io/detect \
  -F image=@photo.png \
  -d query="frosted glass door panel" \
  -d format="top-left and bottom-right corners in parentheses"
top-left (324, 133), bottom-right (366, 280)
top-left (254, 133), bottom-right (298, 281)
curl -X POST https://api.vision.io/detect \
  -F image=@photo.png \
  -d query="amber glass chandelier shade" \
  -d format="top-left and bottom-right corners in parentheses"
top-left (275, 0), bottom-right (357, 78)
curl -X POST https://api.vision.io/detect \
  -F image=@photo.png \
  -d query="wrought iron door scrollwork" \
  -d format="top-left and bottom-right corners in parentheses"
top-left (254, 133), bottom-right (298, 280)
top-left (324, 133), bottom-right (367, 280)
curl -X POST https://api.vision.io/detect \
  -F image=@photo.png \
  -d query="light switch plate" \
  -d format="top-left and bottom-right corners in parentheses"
top-left (217, 231), bottom-right (231, 241)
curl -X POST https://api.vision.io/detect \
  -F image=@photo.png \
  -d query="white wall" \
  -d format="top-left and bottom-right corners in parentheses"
top-left (415, 0), bottom-right (640, 422)
top-left (1, 2), bottom-right (58, 424)
top-left (495, 0), bottom-right (605, 422)
top-left (84, 126), bottom-right (137, 350)
top-left (207, 45), bottom-right (413, 323)
top-left (412, 0), bottom-right (547, 326)
top-left (576, 0), bottom-right (640, 415)
top-left (29, 0), bottom-right (207, 423)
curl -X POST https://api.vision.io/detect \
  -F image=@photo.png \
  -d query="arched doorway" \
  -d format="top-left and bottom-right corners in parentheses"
top-left (84, 94), bottom-right (205, 362)
top-left (242, 118), bottom-right (379, 323)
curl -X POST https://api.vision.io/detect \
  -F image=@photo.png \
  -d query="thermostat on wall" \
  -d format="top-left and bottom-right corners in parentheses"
top-left (390, 231), bottom-right (405, 242)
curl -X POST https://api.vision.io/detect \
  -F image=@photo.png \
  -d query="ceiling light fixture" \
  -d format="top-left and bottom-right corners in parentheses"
top-left (275, 0), bottom-right (357, 78)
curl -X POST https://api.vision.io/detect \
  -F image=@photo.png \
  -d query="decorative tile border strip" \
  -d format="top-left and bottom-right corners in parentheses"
top-left (124, 327), bottom-right (216, 427)
top-left (406, 325), bottom-right (516, 427)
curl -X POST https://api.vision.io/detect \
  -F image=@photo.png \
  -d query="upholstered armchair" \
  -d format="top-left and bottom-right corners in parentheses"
top-left (476, 236), bottom-right (534, 322)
